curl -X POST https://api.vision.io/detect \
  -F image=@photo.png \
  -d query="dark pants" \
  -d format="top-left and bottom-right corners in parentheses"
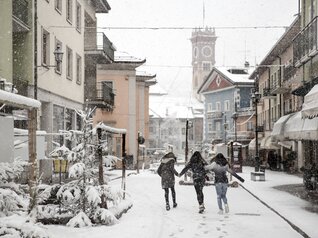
top-left (194, 180), bottom-right (204, 205)
top-left (164, 186), bottom-right (176, 204)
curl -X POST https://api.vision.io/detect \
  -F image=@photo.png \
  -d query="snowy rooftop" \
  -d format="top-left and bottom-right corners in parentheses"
top-left (215, 67), bottom-right (253, 84)
top-left (114, 51), bottom-right (145, 63)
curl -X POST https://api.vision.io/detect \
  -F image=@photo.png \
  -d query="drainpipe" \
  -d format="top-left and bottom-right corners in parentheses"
top-left (277, 56), bottom-right (282, 117)
top-left (268, 68), bottom-right (271, 131)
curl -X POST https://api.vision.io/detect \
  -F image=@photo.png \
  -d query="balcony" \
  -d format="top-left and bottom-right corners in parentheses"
top-left (271, 78), bottom-right (290, 94)
top-left (85, 32), bottom-right (115, 63)
top-left (206, 111), bottom-right (223, 119)
top-left (12, 0), bottom-right (30, 32)
top-left (293, 17), bottom-right (317, 67)
top-left (283, 64), bottom-right (297, 81)
top-left (262, 87), bottom-right (276, 99)
top-left (86, 82), bottom-right (115, 110)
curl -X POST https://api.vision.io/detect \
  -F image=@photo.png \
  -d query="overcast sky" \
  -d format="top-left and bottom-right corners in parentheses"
top-left (97, 0), bottom-right (299, 96)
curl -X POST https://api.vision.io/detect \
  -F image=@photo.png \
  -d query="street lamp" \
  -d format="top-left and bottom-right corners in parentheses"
top-left (184, 120), bottom-right (193, 181)
top-left (232, 111), bottom-right (238, 142)
top-left (53, 44), bottom-right (64, 65)
top-left (251, 90), bottom-right (261, 172)
top-left (223, 114), bottom-right (228, 144)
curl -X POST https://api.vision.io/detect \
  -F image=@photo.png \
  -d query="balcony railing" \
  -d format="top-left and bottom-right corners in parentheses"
top-left (206, 111), bottom-right (223, 119)
top-left (13, 0), bottom-right (29, 27)
top-left (85, 32), bottom-right (115, 63)
top-left (271, 76), bottom-right (289, 94)
top-left (262, 87), bottom-right (276, 98)
top-left (293, 17), bottom-right (317, 66)
top-left (283, 64), bottom-right (296, 81)
top-left (87, 82), bottom-right (115, 110)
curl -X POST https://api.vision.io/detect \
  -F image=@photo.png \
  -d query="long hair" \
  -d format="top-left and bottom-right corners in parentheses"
top-left (190, 151), bottom-right (207, 165)
top-left (215, 153), bottom-right (228, 166)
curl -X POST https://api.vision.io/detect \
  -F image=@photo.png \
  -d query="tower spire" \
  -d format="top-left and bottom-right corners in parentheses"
top-left (202, 0), bottom-right (205, 28)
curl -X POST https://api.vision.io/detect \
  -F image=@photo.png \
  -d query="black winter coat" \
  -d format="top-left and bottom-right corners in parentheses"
top-left (157, 158), bottom-right (178, 189)
top-left (179, 152), bottom-right (207, 185)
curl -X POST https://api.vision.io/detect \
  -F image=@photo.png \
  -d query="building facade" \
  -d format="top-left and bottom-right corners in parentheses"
top-left (92, 53), bottom-right (156, 167)
top-left (0, 0), bottom-right (114, 154)
top-left (198, 67), bottom-right (255, 146)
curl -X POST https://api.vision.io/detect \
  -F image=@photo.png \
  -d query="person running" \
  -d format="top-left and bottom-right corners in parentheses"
top-left (205, 153), bottom-right (231, 214)
top-left (157, 152), bottom-right (179, 211)
top-left (179, 151), bottom-right (208, 213)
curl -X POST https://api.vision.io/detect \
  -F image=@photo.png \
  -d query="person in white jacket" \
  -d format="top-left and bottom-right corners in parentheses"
top-left (205, 153), bottom-right (231, 214)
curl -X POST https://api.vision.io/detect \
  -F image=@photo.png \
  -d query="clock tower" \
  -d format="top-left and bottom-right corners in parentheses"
top-left (191, 27), bottom-right (217, 100)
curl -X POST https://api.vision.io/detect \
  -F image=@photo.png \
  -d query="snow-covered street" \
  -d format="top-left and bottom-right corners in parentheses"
top-left (31, 166), bottom-right (317, 238)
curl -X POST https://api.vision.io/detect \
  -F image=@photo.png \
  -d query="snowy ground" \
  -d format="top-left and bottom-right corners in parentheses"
top-left (1, 166), bottom-right (318, 238)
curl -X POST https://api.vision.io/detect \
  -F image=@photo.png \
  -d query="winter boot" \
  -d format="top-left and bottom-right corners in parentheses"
top-left (218, 209), bottom-right (224, 215)
top-left (199, 204), bottom-right (205, 213)
top-left (166, 203), bottom-right (170, 211)
top-left (173, 202), bottom-right (178, 208)
top-left (224, 204), bottom-right (229, 213)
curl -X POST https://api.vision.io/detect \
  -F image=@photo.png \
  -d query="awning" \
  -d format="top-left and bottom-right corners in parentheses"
top-left (301, 84), bottom-right (318, 119)
top-left (248, 138), bottom-right (261, 150)
top-left (278, 141), bottom-right (293, 150)
top-left (271, 114), bottom-right (294, 141)
top-left (300, 116), bottom-right (318, 140)
top-left (284, 112), bottom-right (304, 140)
top-left (260, 135), bottom-right (279, 150)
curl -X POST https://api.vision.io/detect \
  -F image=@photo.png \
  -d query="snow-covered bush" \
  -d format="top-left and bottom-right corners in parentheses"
top-left (0, 160), bottom-right (29, 217)
top-left (0, 188), bottom-right (27, 216)
top-left (66, 211), bottom-right (92, 228)
top-left (93, 208), bottom-right (118, 225)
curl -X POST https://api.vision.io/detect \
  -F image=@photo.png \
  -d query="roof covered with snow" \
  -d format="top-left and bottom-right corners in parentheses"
top-left (0, 90), bottom-right (41, 109)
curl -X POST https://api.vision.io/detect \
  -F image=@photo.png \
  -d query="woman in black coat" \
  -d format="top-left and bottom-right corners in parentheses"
top-left (179, 151), bottom-right (207, 213)
top-left (157, 152), bottom-right (179, 210)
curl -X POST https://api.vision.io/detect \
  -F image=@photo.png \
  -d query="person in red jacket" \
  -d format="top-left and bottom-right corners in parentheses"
top-left (157, 152), bottom-right (179, 211)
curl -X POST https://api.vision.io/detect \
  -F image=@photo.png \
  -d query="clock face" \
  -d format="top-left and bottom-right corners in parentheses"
top-left (202, 46), bottom-right (212, 57)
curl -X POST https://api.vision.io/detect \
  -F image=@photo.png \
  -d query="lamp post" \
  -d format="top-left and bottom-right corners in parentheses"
top-left (223, 114), bottom-right (228, 144)
top-left (232, 111), bottom-right (238, 142)
top-left (184, 120), bottom-right (193, 181)
top-left (251, 91), bottom-right (261, 172)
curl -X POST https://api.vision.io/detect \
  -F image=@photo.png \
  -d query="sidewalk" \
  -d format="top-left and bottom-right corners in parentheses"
top-left (238, 166), bottom-right (318, 237)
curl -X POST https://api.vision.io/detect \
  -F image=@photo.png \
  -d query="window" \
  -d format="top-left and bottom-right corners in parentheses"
top-left (216, 102), bottom-right (221, 111)
top-left (203, 62), bottom-right (211, 71)
top-left (76, 54), bottom-right (82, 85)
top-left (55, 0), bottom-right (62, 13)
top-left (247, 121), bottom-right (253, 131)
top-left (216, 122), bottom-right (221, 131)
top-left (42, 28), bottom-right (50, 66)
top-left (66, 0), bottom-right (72, 23)
top-left (66, 46), bottom-right (73, 80)
top-left (207, 103), bottom-right (212, 112)
top-left (55, 39), bottom-right (62, 74)
top-left (224, 100), bottom-right (230, 111)
top-left (208, 123), bottom-right (212, 132)
top-left (76, 1), bottom-right (81, 32)
top-left (101, 81), bottom-right (113, 101)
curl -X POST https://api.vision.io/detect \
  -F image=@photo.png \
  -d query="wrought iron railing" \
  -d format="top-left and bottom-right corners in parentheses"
top-left (13, 0), bottom-right (29, 26)
top-left (293, 17), bottom-right (317, 64)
